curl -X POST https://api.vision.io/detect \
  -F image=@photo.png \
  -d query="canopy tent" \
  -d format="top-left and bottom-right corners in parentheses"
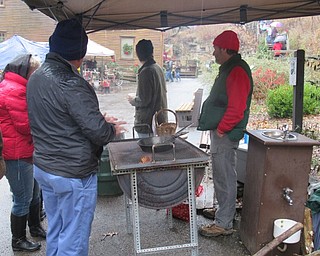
top-left (22, 0), bottom-right (320, 33)
top-left (0, 35), bottom-right (48, 69)
top-left (0, 35), bottom-right (114, 69)
top-left (86, 39), bottom-right (115, 57)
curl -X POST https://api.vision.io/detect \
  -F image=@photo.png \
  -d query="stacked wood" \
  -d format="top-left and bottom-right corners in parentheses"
top-left (305, 58), bottom-right (320, 71)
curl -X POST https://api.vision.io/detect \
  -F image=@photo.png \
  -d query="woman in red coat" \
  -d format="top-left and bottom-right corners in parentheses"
top-left (0, 54), bottom-right (46, 252)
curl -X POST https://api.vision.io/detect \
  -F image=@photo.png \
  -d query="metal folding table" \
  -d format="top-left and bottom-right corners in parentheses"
top-left (108, 138), bottom-right (209, 256)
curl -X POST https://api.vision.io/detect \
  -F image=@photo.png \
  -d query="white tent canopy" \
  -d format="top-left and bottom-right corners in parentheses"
top-left (38, 39), bottom-right (115, 57)
top-left (0, 35), bottom-right (114, 69)
top-left (86, 40), bottom-right (114, 57)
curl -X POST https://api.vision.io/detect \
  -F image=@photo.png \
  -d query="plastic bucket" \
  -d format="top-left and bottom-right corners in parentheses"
top-left (273, 218), bottom-right (301, 244)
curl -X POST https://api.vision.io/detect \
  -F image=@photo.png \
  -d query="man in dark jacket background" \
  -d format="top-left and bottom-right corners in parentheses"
top-left (27, 19), bottom-right (125, 256)
top-left (198, 30), bottom-right (253, 237)
top-left (127, 39), bottom-right (168, 137)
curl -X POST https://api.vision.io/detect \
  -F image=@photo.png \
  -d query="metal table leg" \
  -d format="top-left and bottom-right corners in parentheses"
top-left (131, 171), bottom-right (141, 255)
top-left (129, 166), bottom-right (199, 256)
top-left (187, 165), bottom-right (198, 256)
top-left (167, 208), bottom-right (173, 229)
top-left (125, 194), bottom-right (132, 234)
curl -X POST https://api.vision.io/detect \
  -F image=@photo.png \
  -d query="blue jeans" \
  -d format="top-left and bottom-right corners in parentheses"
top-left (166, 70), bottom-right (174, 82)
top-left (34, 165), bottom-right (97, 256)
top-left (175, 71), bottom-right (181, 81)
top-left (5, 160), bottom-right (40, 216)
top-left (210, 131), bottom-right (239, 229)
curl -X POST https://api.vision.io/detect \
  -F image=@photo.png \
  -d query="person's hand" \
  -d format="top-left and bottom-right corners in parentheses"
top-left (113, 120), bottom-right (127, 136)
top-left (103, 113), bottom-right (118, 123)
top-left (103, 113), bottom-right (127, 136)
top-left (127, 93), bottom-right (135, 105)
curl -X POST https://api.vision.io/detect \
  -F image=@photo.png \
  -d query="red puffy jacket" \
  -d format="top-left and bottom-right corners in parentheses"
top-left (0, 72), bottom-right (34, 160)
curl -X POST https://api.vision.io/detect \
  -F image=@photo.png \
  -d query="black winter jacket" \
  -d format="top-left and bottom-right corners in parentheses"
top-left (27, 53), bottom-right (115, 178)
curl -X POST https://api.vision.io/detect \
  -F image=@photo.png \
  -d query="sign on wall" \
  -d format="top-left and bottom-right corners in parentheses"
top-left (120, 37), bottom-right (134, 60)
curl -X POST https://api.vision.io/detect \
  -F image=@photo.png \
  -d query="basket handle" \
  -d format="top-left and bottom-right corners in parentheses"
top-left (155, 108), bottom-right (177, 126)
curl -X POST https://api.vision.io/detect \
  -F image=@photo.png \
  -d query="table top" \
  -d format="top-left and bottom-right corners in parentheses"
top-left (108, 137), bottom-right (209, 175)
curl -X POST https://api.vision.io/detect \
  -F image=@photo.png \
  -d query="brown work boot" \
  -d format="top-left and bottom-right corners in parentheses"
top-left (199, 224), bottom-right (234, 237)
top-left (202, 208), bottom-right (216, 220)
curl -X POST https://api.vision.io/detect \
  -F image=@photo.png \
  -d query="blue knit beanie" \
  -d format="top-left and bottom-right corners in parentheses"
top-left (49, 19), bottom-right (88, 61)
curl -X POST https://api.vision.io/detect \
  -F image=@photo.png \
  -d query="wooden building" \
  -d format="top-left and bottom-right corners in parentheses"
top-left (89, 30), bottom-right (164, 79)
top-left (0, 0), bottom-right (56, 42)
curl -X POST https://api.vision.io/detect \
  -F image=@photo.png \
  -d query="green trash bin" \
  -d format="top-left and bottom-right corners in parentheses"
top-left (97, 135), bottom-right (124, 197)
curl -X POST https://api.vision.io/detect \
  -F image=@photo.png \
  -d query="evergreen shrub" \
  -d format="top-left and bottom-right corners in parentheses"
top-left (267, 83), bottom-right (320, 118)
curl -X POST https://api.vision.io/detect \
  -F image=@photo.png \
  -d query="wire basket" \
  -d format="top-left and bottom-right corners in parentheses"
top-left (155, 108), bottom-right (177, 136)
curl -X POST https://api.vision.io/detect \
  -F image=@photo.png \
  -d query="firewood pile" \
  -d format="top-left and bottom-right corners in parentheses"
top-left (306, 57), bottom-right (320, 72)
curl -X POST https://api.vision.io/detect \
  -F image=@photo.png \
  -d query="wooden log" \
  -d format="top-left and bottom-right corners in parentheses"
top-left (252, 222), bottom-right (304, 256)
top-left (302, 207), bottom-right (314, 254)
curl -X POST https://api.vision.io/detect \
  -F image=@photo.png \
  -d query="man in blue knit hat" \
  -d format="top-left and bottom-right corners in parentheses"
top-left (27, 19), bottom-right (126, 256)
